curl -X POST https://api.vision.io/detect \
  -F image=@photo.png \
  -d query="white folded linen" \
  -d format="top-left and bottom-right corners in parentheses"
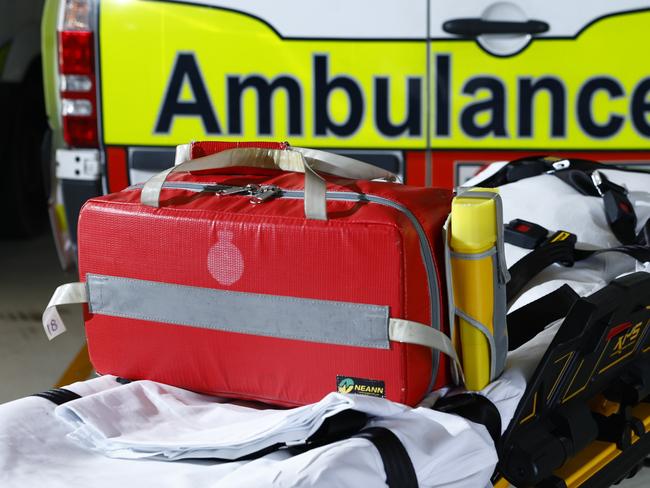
top-left (2, 376), bottom-right (498, 488)
top-left (0, 376), bottom-right (246, 488)
top-left (55, 383), bottom-right (408, 460)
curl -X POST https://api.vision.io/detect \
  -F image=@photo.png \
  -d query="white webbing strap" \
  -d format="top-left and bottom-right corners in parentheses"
top-left (42, 282), bottom-right (88, 340)
top-left (389, 318), bottom-right (464, 385)
top-left (173, 144), bottom-right (399, 182)
top-left (142, 146), bottom-right (398, 220)
top-left (290, 146), bottom-right (401, 182)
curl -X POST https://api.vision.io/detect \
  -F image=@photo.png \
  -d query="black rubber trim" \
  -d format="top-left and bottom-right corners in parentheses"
top-left (32, 388), bottom-right (81, 406)
top-left (355, 427), bottom-right (419, 488)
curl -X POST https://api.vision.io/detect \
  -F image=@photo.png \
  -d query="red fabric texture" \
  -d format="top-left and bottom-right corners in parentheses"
top-left (189, 140), bottom-right (287, 159)
top-left (78, 143), bottom-right (452, 407)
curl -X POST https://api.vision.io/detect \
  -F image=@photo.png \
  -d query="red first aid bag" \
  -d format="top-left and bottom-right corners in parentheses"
top-left (45, 142), bottom-right (457, 406)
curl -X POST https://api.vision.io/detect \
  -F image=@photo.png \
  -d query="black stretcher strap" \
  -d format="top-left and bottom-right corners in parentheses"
top-left (506, 285), bottom-right (579, 351)
top-left (506, 232), bottom-right (577, 304)
top-left (479, 156), bottom-right (646, 246)
top-left (236, 411), bottom-right (419, 488)
top-left (32, 388), bottom-right (81, 406)
top-left (236, 409), bottom-right (369, 461)
top-left (299, 408), bottom-right (369, 450)
top-left (506, 224), bottom-right (650, 305)
top-left (478, 155), bottom-right (644, 189)
top-left (508, 241), bottom-right (650, 305)
top-left (355, 427), bottom-right (419, 488)
top-left (434, 393), bottom-right (502, 445)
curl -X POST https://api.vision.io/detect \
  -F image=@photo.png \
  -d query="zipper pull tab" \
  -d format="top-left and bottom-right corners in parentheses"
top-left (217, 185), bottom-right (252, 196)
top-left (251, 185), bottom-right (281, 204)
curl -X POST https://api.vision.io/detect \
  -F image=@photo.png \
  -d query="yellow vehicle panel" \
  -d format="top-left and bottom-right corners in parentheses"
top-left (100, 1), bottom-right (426, 148)
top-left (430, 10), bottom-right (650, 150)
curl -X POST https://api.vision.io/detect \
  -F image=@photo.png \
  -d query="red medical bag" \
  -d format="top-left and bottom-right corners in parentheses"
top-left (77, 142), bottom-right (453, 406)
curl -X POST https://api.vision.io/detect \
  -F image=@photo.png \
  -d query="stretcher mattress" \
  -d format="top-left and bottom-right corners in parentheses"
top-left (2, 164), bottom-right (649, 488)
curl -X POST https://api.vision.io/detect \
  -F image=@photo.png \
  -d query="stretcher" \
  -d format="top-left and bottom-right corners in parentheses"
top-left (8, 158), bottom-right (650, 488)
top-left (6, 273), bottom-right (650, 488)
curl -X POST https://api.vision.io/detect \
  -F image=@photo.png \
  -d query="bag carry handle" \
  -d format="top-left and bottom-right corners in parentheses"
top-left (141, 147), bottom-right (399, 220)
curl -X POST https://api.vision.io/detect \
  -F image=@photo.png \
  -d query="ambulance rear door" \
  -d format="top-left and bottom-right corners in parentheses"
top-left (429, 1), bottom-right (650, 187)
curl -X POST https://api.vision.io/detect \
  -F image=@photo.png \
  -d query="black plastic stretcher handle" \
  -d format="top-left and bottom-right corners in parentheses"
top-left (443, 18), bottom-right (550, 37)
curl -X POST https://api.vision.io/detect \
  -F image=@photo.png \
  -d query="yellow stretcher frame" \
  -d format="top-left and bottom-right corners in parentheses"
top-left (493, 397), bottom-right (650, 487)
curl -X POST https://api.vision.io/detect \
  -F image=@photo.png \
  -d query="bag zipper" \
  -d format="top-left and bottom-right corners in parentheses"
top-left (128, 181), bottom-right (442, 391)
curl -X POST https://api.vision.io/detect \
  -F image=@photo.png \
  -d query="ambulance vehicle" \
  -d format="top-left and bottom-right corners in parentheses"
top-left (42, 0), bottom-right (650, 262)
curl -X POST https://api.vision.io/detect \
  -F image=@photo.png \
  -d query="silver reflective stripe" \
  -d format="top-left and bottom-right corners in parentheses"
top-left (450, 248), bottom-right (497, 260)
top-left (87, 274), bottom-right (391, 349)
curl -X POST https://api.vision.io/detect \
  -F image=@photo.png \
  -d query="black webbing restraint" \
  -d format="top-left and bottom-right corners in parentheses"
top-left (479, 156), bottom-right (649, 246)
top-left (504, 218), bottom-right (650, 349)
top-left (234, 409), bottom-right (419, 488)
top-left (504, 221), bottom-right (650, 305)
top-left (234, 409), bottom-right (368, 461)
top-left (506, 285), bottom-right (579, 351)
top-left (434, 393), bottom-right (502, 446)
top-left (355, 427), bottom-right (419, 488)
top-left (32, 388), bottom-right (81, 405)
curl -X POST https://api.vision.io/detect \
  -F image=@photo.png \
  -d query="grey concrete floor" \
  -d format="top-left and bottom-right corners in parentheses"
top-left (0, 232), bottom-right (85, 404)
top-left (0, 232), bottom-right (649, 486)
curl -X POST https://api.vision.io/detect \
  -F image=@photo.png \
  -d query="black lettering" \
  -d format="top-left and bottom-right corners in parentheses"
top-left (435, 54), bottom-right (451, 136)
top-left (227, 75), bottom-right (302, 135)
top-left (518, 77), bottom-right (566, 137)
top-left (631, 78), bottom-right (650, 136)
top-left (460, 77), bottom-right (507, 137)
top-left (155, 53), bottom-right (220, 134)
top-left (577, 77), bottom-right (625, 138)
top-left (374, 77), bottom-right (421, 136)
top-left (314, 55), bottom-right (363, 136)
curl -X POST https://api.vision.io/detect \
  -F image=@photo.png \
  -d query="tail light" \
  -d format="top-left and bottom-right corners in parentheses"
top-left (58, 0), bottom-right (98, 147)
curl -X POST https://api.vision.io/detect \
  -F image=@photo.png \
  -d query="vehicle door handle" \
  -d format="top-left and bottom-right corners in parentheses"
top-left (443, 18), bottom-right (549, 37)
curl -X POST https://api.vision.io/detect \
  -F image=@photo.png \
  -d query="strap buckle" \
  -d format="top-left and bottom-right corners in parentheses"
top-left (504, 219), bottom-right (549, 249)
top-left (545, 159), bottom-right (571, 174)
top-left (541, 230), bottom-right (578, 266)
top-left (591, 170), bottom-right (605, 197)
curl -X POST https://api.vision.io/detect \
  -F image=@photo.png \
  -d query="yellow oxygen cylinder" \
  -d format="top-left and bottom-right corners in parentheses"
top-left (450, 188), bottom-right (501, 391)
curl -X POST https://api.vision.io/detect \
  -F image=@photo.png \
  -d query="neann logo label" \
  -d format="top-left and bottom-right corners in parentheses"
top-left (336, 376), bottom-right (385, 398)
